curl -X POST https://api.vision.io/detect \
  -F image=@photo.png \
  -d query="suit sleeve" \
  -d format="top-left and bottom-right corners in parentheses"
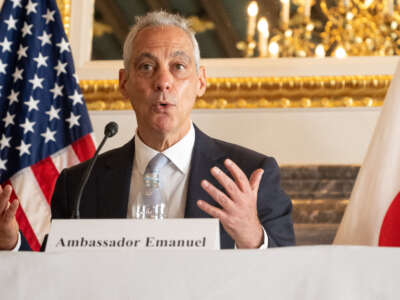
top-left (18, 231), bottom-right (31, 251)
top-left (50, 169), bottom-right (73, 219)
top-left (257, 157), bottom-right (295, 247)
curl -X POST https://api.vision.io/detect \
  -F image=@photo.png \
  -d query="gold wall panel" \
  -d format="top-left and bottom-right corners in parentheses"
top-left (81, 75), bottom-right (391, 110)
top-left (57, 1), bottom-right (391, 110)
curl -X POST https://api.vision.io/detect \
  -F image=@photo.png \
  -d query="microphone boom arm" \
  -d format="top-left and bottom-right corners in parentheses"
top-left (70, 122), bottom-right (118, 219)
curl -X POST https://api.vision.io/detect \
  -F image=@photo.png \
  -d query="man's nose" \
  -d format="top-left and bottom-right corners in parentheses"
top-left (154, 67), bottom-right (172, 92)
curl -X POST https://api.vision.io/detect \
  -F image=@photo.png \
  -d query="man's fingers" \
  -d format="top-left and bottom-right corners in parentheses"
top-left (201, 180), bottom-right (234, 210)
top-left (249, 169), bottom-right (264, 192)
top-left (0, 185), bottom-right (12, 214)
top-left (209, 167), bottom-right (240, 200)
top-left (224, 159), bottom-right (250, 192)
top-left (197, 199), bottom-right (228, 221)
top-left (5, 199), bottom-right (19, 220)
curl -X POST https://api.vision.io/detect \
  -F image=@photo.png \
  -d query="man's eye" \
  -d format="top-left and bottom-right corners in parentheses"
top-left (139, 63), bottom-right (154, 71)
top-left (175, 63), bottom-right (185, 70)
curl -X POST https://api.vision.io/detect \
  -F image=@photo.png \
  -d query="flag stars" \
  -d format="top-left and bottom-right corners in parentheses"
top-left (16, 140), bottom-right (31, 157)
top-left (4, 15), bottom-right (18, 31)
top-left (17, 45), bottom-right (28, 60)
top-left (33, 52), bottom-right (48, 68)
top-left (56, 38), bottom-right (70, 53)
top-left (0, 158), bottom-right (7, 171)
top-left (0, 59), bottom-right (7, 74)
top-left (25, 0), bottom-right (38, 15)
top-left (21, 22), bottom-right (33, 37)
top-left (20, 118), bottom-right (35, 134)
top-left (50, 83), bottom-right (63, 99)
top-left (2, 112), bottom-right (15, 128)
top-left (46, 105), bottom-right (60, 121)
top-left (41, 128), bottom-right (56, 143)
top-left (42, 9), bottom-right (55, 24)
top-left (66, 112), bottom-right (81, 128)
top-left (0, 1), bottom-right (94, 183)
top-left (0, 37), bottom-right (12, 53)
top-left (25, 96), bottom-right (39, 112)
top-left (38, 31), bottom-right (52, 47)
top-left (10, 0), bottom-right (22, 9)
top-left (29, 74), bottom-right (44, 90)
top-left (7, 90), bottom-right (19, 105)
top-left (69, 90), bottom-right (83, 106)
top-left (0, 134), bottom-right (11, 150)
top-left (54, 60), bottom-right (67, 76)
top-left (12, 67), bottom-right (23, 82)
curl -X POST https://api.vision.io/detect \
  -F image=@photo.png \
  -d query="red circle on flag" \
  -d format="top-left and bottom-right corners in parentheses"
top-left (379, 192), bottom-right (400, 246)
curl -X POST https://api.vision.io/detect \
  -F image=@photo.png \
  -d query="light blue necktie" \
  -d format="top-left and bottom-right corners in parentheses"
top-left (143, 153), bottom-right (169, 206)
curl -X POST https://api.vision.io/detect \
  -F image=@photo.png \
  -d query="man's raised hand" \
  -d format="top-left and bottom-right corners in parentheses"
top-left (0, 185), bottom-right (19, 250)
top-left (197, 159), bottom-right (264, 249)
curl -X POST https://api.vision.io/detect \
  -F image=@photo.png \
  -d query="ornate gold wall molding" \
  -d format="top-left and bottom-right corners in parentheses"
top-left (56, 0), bottom-right (71, 36)
top-left (81, 75), bottom-right (391, 110)
top-left (58, 1), bottom-right (390, 110)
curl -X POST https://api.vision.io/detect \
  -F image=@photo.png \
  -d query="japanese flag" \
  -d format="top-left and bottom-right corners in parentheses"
top-left (334, 62), bottom-right (400, 246)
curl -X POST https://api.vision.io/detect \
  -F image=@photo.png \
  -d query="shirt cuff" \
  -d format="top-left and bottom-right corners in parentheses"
top-left (234, 226), bottom-right (269, 249)
top-left (11, 232), bottom-right (21, 252)
top-left (258, 226), bottom-right (269, 249)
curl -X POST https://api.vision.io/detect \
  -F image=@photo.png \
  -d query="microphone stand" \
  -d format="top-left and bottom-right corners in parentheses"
top-left (71, 122), bottom-right (118, 219)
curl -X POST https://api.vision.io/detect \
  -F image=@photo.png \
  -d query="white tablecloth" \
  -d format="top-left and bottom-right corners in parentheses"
top-left (1, 246), bottom-right (399, 300)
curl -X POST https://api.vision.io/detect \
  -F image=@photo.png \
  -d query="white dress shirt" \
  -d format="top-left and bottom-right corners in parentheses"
top-left (127, 123), bottom-right (195, 218)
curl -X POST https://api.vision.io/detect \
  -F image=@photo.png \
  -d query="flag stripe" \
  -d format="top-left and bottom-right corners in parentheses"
top-left (16, 201), bottom-right (41, 252)
top-left (10, 168), bottom-right (51, 244)
top-left (2, 180), bottom-right (41, 251)
top-left (72, 134), bottom-right (96, 162)
top-left (51, 145), bottom-right (80, 173)
top-left (1, 180), bottom-right (40, 251)
top-left (31, 157), bottom-right (59, 204)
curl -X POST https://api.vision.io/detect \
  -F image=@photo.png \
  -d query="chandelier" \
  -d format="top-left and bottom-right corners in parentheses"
top-left (237, 0), bottom-right (400, 58)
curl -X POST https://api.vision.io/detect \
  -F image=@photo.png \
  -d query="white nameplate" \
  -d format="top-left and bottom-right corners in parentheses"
top-left (46, 219), bottom-right (220, 252)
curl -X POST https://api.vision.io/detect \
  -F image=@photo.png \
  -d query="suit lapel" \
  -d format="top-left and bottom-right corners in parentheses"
top-left (96, 139), bottom-right (135, 218)
top-left (185, 126), bottom-right (236, 248)
top-left (185, 126), bottom-right (227, 218)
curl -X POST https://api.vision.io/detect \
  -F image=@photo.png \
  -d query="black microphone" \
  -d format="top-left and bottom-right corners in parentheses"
top-left (71, 121), bottom-right (119, 218)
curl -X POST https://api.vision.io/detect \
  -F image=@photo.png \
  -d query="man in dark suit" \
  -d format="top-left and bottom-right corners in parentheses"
top-left (0, 11), bottom-right (294, 250)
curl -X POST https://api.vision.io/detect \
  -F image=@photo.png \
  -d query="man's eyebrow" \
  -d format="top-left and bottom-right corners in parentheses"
top-left (171, 51), bottom-right (191, 62)
top-left (133, 52), bottom-right (157, 65)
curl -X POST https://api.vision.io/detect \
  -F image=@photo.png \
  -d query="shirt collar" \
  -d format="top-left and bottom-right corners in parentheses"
top-left (134, 123), bottom-right (195, 175)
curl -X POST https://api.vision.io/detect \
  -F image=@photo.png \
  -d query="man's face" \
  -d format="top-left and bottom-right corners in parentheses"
top-left (119, 26), bottom-right (206, 142)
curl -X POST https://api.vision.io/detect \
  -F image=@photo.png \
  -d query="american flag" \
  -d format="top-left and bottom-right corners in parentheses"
top-left (0, 0), bottom-right (96, 251)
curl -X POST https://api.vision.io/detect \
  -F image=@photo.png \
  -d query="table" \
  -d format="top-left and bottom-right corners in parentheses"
top-left (1, 246), bottom-right (398, 299)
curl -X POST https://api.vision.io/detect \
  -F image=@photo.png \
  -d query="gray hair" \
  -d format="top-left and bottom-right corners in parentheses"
top-left (122, 11), bottom-right (200, 72)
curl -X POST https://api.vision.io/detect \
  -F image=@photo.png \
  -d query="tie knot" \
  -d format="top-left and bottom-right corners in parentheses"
top-left (145, 153), bottom-right (169, 174)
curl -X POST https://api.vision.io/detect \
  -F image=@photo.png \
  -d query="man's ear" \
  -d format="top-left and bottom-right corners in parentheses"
top-left (119, 69), bottom-right (129, 98)
top-left (196, 66), bottom-right (207, 97)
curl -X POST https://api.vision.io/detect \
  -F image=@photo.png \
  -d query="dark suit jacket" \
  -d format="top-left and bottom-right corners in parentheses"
top-left (33, 126), bottom-right (294, 250)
